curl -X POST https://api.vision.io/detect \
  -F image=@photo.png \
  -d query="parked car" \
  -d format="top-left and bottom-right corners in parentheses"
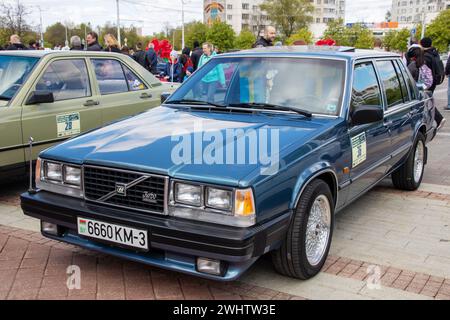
top-left (0, 50), bottom-right (177, 179)
top-left (21, 47), bottom-right (436, 281)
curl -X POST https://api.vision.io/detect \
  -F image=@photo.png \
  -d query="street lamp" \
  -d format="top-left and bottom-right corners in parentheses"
top-left (116, 0), bottom-right (121, 47)
top-left (181, 0), bottom-right (188, 49)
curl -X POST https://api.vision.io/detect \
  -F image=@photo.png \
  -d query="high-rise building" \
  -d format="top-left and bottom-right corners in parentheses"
top-left (203, 0), bottom-right (346, 38)
top-left (310, 0), bottom-right (346, 37)
top-left (391, 0), bottom-right (450, 26)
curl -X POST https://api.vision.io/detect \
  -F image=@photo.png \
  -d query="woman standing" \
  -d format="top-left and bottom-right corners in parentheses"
top-left (408, 47), bottom-right (446, 130)
top-left (197, 42), bottom-right (225, 101)
top-left (103, 34), bottom-right (121, 53)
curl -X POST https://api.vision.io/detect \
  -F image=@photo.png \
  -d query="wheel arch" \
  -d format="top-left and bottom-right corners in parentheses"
top-left (291, 166), bottom-right (339, 211)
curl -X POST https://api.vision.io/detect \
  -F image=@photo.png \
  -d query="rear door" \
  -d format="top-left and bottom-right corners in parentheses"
top-left (375, 59), bottom-right (415, 166)
top-left (89, 58), bottom-right (160, 125)
top-left (21, 57), bottom-right (102, 160)
top-left (348, 61), bottom-right (391, 200)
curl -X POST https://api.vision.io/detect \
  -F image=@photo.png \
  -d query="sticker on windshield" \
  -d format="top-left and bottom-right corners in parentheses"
top-left (351, 132), bottom-right (367, 168)
top-left (56, 112), bottom-right (80, 137)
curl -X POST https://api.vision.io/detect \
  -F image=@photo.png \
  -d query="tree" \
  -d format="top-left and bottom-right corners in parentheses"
top-left (235, 30), bottom-right (256, 49)
top-left (345, 24), bottom-right (374, 49)
top-left (323, 18), bottom-right (348, 46)
top-left (286, 27), bottom-right (313, 45)
top-left (260, 0), bottom-right (314, 39)
top-left (44, 22), bottom-right (67, 47)
top-left (426, 9), bottom-right (450, 53)
top-left (382, 28), bottom-right (410, 52)
top-left (206, 21), bottom-right (236, 52)
top-left (0, 1), bottom-right (32, 37)
top-left (185, 21), bottom-right (208, 49)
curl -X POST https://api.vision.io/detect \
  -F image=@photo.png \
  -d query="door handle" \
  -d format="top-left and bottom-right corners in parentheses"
top-left (384, 120), bottom-right (393, 127)
top-left (140, 93), bottom-right (153, 99)
top-left (84, 100), bottom-right (99, 107)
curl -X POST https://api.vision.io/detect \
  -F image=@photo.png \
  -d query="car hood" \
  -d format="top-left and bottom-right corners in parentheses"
top-left (41, 106), bottom-right (338, 186)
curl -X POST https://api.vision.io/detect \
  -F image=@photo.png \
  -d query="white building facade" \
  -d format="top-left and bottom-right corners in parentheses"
top-left (203, 0), bottom-right (345, 38)
top-left (391, 0), bottom-right (450, 26)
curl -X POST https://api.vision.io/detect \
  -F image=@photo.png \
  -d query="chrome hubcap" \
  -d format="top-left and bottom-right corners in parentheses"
top-left (413, 141), bottom-right (424, 184)
top-left (306, 195), bottom-right (331, 266)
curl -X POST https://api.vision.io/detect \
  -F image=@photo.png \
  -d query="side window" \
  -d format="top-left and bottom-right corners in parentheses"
top-left (36, 59), bottom-right (91, 101)
top-left (397, 60), bottom-right (417, 100)
top-left (351, 62), bottom-right (382, 113)
top-left (122, 65), bottom-right (147, 91)
top-left (394, 60), bottom-right (410, 102)
top-left (375, 60), bottom-right (404, 108)
top-left (91, 59), bottom-right (128, 95)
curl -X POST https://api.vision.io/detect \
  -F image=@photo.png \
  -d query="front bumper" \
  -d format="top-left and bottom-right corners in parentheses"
top-left (21, 191), bottom-right (290, 281)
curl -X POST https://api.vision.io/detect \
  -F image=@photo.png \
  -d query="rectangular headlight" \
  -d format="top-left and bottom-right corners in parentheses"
top-left (64, 165), bottom-right (81, 186)
top-left (206, 187), bottom-right (232, 211)
top-left (174, 183), bottom-right (202, 206)
top-left (44, 161), bottom-right (62, 181)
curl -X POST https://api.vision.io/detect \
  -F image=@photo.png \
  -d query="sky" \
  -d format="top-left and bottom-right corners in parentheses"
top-left (5, 0), bottom-right (394, 35)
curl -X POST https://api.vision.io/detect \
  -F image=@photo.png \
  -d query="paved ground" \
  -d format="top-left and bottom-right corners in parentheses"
top-left (0, 83), bottom-right (449, 300)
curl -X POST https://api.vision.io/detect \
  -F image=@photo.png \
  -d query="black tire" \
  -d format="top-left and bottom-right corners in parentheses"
top-left (271, 179), bottom-right (334, 280)
top-left (392, 133), bottom-right (426, 191)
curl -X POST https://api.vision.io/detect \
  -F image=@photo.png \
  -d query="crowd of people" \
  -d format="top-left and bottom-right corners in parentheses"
top-left (1, 25), bottom-right (449, 114)
top-left (405, 37), bottom-right (449, 129)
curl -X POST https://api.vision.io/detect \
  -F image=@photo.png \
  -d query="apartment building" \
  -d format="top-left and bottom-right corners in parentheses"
top-left (204, 0), bottom-right (346, 37)
top-left (391, 0), bottom-right (450, 26)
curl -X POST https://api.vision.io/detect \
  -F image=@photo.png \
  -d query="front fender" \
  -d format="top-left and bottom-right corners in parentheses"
top-left (289, 162), bottom-right (338, 210)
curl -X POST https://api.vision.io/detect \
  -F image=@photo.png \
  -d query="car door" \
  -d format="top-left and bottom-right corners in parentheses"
top-left (89, 58), bottom-right (160, 125)
top-left (347, 61), bottom-right (391, 201)
top-left (375, 59), bottom-right (415, 166)
top-left (21, 58), bottom-right (102, 160)
top-left (0, 104), bottom-right (24, 172)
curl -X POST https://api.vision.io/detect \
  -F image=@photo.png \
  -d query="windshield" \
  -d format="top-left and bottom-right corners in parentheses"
top-left (0, 55), bottom-right (39, 101)
top-left (166, 57), bottom-right (346, 116)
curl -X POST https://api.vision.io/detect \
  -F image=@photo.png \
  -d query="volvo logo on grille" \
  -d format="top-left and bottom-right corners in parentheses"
top-left (115, 183), bottom-right (127, 196)
top-left (142, 192), bottom-right (157, 203)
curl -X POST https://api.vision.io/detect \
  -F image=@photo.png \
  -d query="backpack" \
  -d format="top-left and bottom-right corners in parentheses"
top-left (430, 52), bottom-right (445, 85)
top-left (419, 64), bottom-right (433, 89)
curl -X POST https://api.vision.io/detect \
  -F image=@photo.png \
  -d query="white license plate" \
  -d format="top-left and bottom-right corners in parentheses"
top-left (77, 217), bottom-right (148, 250)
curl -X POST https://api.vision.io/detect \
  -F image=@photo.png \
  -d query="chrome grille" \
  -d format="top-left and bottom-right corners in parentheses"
top-left (83, 166), bottom-right (167, 214)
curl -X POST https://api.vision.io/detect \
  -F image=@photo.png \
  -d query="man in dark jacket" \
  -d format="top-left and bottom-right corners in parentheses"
top-left (146, 43), bottom-right (158, 74)
top-left (86, 32), bottom-right (103, 51)
top-left (133, 42), bottom-right (149, 69)
top-left (420, 37), bottom-right (446, 129)
top-left (252, 26), bottom-right (277, 48)
top-left (6, 35), bottom-right (27, 50)
top-left (191, 41), bottom-right (203, 71)
top-left (446, 54), bottom-right (450, 111)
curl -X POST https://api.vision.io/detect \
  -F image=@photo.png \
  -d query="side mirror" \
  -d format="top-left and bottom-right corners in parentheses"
top-left (26, 91), bottom-right (54, 105)
top-left (160, 92), bottom-right (171, 104)
top-left (351, 105), bottom-right (383, 126)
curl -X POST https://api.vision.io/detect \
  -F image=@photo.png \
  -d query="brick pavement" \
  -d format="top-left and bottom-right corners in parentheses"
top-left (0, 225), bottom-right (306, 300)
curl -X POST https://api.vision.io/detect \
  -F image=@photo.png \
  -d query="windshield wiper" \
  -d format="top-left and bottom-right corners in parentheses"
top-left (166, 99), bottom-right (227, 109)
top-left (229, 102), bottom-right (312, 118)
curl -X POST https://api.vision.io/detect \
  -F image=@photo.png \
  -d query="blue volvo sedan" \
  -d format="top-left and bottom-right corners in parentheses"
top-left (21, 46), bottom-right (436, 281)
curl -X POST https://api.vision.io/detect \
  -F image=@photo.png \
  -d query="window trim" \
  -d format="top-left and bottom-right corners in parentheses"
top-left (392, 59), bottom-right (410, 103)
top-left (28, 57), bottom-right (93, 104)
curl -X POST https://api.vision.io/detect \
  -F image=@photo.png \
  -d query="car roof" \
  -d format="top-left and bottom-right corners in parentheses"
top-left (219, 46), bottom-right (401, 61)
top-left (0, 50), bottom-right (128, 59)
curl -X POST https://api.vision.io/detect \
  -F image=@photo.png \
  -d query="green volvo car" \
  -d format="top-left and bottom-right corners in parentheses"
top-left (0, 50), bottom-right (176, 179)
